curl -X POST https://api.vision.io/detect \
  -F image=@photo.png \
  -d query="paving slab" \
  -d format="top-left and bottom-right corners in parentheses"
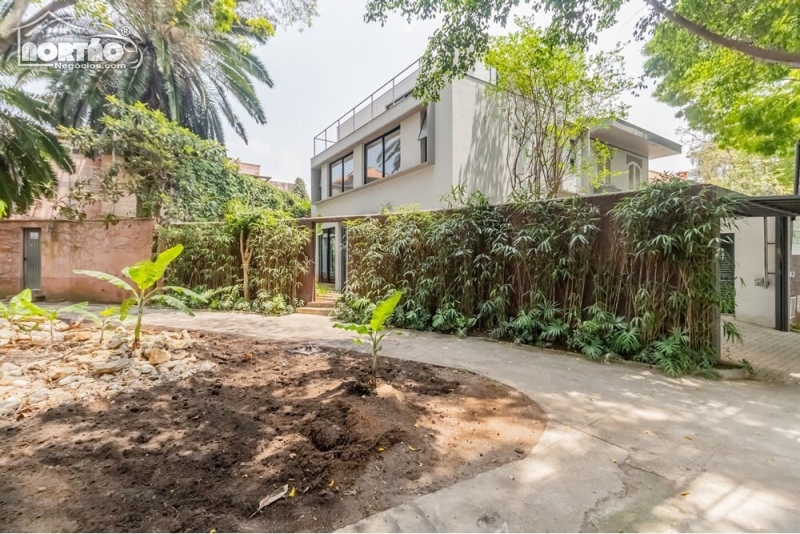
top-left (142, 310), bottom-right (800, 532)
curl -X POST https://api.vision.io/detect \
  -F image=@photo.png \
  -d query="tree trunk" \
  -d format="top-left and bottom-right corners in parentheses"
top-left (240, 229), bottom-right (252, 301)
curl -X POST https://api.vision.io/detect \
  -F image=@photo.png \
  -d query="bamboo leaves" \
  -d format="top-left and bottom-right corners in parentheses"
top-left (339, 181), bottom-right (739, 377)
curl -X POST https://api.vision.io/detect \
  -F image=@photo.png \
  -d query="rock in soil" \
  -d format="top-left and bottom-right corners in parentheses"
top-left (147, 348), bottom-right (171, 365)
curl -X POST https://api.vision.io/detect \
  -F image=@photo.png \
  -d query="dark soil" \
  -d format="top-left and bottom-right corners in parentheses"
top-left (0, 331), bottom-right (545, 532)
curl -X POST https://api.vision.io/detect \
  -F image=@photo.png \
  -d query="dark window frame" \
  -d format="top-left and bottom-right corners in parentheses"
top-left (364, 126), bottom-right (401, 184)
top-left (328, 153), bottom-right (354, 197)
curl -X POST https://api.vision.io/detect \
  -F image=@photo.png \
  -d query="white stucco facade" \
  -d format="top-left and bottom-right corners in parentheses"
top-left (308, 64), bottom-right (682, 290)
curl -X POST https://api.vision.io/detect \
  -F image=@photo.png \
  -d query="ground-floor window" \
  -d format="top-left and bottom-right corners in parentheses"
top-left (319, 228), bottom-right (335, 284)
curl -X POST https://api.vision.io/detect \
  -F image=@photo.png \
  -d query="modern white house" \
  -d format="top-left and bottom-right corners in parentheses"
top-left (309, 61), bottom-right (681, 288)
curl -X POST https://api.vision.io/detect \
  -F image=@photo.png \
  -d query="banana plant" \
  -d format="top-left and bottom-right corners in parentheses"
top-left (0, 289), bottom-right (38, 343)
top-left (94, 306), bottom-right (122, 343)
top-left (21, 300), bottom-right (94, 344)
top-left (74, 244), bottom-right (206, 350)
top-left (334, 290), bottom-right (402, 389)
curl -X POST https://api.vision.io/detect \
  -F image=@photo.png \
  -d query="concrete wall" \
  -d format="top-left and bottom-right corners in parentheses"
top-left (311, 73), bottom-right (672, 218)
top-left (312, 86), bottom-right (455, 217)
top-left (729, 217), bottom-right (776, 328)
top-left (452, 78), bottom-right (512, 204)
top-left (0, 219), bottom-right (154, 303)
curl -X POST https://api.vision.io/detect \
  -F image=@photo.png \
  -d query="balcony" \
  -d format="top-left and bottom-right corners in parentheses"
top-left (313, 60), bottom-right (422, 157)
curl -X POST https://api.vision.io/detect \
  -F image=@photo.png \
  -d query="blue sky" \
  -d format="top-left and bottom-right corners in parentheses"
top-left (224, 0), bottom-right (691, 185)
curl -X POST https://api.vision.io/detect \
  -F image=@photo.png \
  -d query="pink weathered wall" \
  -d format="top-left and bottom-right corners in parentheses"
top-left (0, 219), bottom-right (153, 303)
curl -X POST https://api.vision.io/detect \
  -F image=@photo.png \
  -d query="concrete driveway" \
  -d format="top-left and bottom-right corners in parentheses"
top-left (723, 319), bottom-right (800, 385)
top-left (134, 310), bottom-right (800, 531)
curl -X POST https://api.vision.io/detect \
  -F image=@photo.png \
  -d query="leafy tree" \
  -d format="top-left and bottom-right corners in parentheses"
top-left (687, 137), bottom-right (793, 196)
top-left (60, 98), bottom-right (311, 227)
top-left (643, 4), bottom-right (800, 157)
top-left (0, 86), bottom-right (73, 213)
top-left (292, 177), bottom-right (309, 199)
top-left (2, 0), bottom-right (317, 142)
top-left (60, 97), bottom-right (215, 223)
top-left (484, 25), bottom-right (632, 198)
top-left (364, 0), bottom-right (800, 102)
top-left (36, 0), bottom-right (270, 143)
top-left (0, 0), bottom-right (317, 56)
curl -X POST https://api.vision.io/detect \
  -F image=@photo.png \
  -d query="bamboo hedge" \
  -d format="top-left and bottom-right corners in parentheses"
top-left (158, 217), bottom-right (311, 315)
top-left (337, 181), bottom-right (740, 377)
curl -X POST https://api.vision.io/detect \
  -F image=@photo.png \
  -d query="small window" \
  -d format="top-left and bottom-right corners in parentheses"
top-left (328, 153), bottom-right (354, 197)
top-left (628, 162), bottom-right (642, 190)
top-left (418, 111), bottom-right (429, 163)
top-left (365, 128), bottom-right (401, 184)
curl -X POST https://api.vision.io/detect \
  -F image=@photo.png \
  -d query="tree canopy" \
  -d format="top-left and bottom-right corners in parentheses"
top-left (485, 25), bottom-right (632, 198)
top-left (364, 0), bottom-right (800, 123)
top-left (60, 97), bottom-right (309, 224)
top-left (0, 86), bottom-right (73, 213)
top-left (687, 137), bottom-right (793, 196)
top-left (643, 1), bottom-right (800, 157)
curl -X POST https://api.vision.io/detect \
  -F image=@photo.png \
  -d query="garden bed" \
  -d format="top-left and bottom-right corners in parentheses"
top-left (0, 328), bottom-right (545, 532)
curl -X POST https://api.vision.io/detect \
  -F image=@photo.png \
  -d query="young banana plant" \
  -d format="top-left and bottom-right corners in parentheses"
top-left (21, 300), bottom-right (94, 344)
top-left (334, 290), bottom-right (402, 389)
top-left (0, 289), bottom-right (38, 343)
top-left (75, 244), bottom-right (206, 350)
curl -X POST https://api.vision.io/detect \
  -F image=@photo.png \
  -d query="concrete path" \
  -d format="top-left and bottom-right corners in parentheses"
top-left (724, 319), bottom-right (800, 385)
top-left (139, 310), bottom-right (800, 532)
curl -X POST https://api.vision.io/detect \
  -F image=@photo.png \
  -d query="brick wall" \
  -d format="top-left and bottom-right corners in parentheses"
top-left (0, 219), bottom-right (153, 302)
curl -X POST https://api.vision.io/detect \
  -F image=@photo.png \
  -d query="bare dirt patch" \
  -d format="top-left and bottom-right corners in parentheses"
top-left (0, 330), bottom-right (545, 532)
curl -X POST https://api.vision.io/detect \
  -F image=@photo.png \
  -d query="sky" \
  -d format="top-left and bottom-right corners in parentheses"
top-left (224, 0), bottom-right (691, 186)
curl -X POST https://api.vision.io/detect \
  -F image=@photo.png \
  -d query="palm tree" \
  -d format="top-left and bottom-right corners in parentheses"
top-left (32, 0), bottom-right (272, 144)
top-left (0, 85), bottom-right (73, 213)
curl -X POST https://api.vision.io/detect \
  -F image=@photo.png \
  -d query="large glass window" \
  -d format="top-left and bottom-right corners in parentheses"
top-left (365, 128), bottom-right (401, 184)
top-left (328, 153), bottom-right (354, 197)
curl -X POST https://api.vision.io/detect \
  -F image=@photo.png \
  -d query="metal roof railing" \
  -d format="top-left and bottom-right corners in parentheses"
top-left (313, 59), bottom-right (421, 156)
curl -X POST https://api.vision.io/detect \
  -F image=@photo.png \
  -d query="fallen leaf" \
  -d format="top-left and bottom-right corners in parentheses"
top-left (249, 484), bottom-right (289, 518)
top-left (408, 445), bottom-right (419, 451)
top-left (210, 530), bottom-right (216, 533)
top-left (289, 487), bottom-right (297, 498)
top-left (328, 479), bottom-right (335, 487)
top-left (681, 492), bottom-right (690, 497)
top-left (684, 436), bottom-right (693, 441)
top-left (377, 446), bottom-right (385, 452)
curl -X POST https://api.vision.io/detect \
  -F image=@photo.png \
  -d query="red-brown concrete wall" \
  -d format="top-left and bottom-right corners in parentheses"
top-left (0, 219), bottom-right (153, 303)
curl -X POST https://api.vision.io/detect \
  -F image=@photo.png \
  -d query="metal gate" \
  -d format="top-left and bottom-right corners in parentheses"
top-left (720, 233), bottom-right (735, 314)
top-left (23, 228), bottom-right (42, 290)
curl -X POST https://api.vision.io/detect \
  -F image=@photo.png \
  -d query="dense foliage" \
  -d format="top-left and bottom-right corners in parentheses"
top-left (337, 181), bottom-right (740, 377)
top-left (484, 25), bottom-right (632, 198)
top-left (687, 138), bottom-right (793, 196)
top-left (643, 2), bottom-right (800, 157)
top-left (0, 87), bottom-right (73, 213)
top-left (60, 99), bottom-right (310, 223)
top-left (365, 0), bottom-right (800, 103)
top-left (1, 0), bottom-right (318, 143)
top-left (158, 214), bottom-right (311, 316)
